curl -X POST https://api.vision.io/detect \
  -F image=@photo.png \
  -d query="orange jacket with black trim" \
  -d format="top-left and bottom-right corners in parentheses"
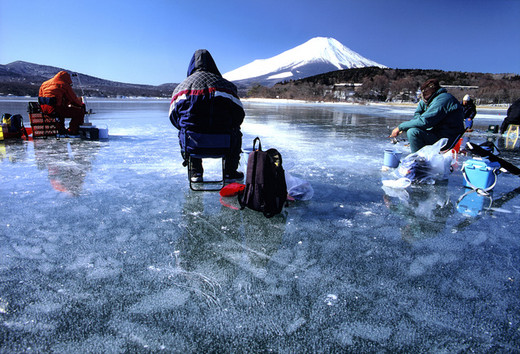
top-left (39, 71), bottom-right (83, 110)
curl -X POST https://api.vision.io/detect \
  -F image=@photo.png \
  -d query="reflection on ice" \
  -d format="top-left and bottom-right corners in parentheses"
top-left (0, 98), bottom-right (519, 351)
top-left (33, 139), bottom-right (99, 196)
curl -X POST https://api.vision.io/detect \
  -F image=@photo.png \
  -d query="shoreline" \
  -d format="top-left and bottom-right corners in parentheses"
top-left (0, 95), bottom-right (509, 111)
top-left (241, 97), bottom-right (509, 111)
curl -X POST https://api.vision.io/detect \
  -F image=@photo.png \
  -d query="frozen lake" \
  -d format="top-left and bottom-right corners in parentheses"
top-left (1, 97), bottom-right (519, 351)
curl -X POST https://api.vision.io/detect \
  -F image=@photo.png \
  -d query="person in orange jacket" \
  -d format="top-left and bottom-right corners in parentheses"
top-left (38, 71), bottom-right (85, 135)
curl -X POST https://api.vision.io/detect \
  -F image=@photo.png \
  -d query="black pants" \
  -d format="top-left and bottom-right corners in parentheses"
top-left (500, 117), bottom-right (520, 134)
top-left (182, 130), bottom-right (242, 174)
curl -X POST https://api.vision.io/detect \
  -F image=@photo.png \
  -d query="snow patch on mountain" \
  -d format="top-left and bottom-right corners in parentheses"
top-left (224, 37), bottom-right (386, 86)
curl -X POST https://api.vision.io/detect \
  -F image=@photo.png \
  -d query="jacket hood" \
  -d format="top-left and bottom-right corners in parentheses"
top-left (187, 49), bottom-right (221, 77)
top-left (53, 71), bottom-right (73, 85)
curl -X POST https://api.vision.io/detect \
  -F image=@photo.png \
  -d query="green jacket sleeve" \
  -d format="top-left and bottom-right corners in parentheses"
top-left (399, 94), bottom-right (450, 131)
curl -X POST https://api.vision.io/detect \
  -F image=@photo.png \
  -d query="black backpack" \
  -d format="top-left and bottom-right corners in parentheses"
top-left (239, 137), bottom-right (287, 218)
top-left (8, 114), bottom-right (23, 133)
top-left (2, 113), bottom-right (26, 138)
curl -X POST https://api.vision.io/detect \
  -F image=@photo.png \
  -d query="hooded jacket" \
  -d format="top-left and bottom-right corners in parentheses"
top-left (500, 98), bottom-right (520, 134)
top-left (39, 71), bottom-right (83, 113)
top-left (169, 50), bottom-right (244, 137)
top-left (462, 98), bottom-right (477, 120)
top-left (399, 88), bottom-right (465, 139)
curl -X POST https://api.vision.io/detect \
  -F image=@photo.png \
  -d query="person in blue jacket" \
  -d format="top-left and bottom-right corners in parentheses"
top-left (461, 94), bottom-right (477, 130)
top-left (390, 79), bottom-right (465, 153)
top-left (169, 49), bottom-right (245, 182)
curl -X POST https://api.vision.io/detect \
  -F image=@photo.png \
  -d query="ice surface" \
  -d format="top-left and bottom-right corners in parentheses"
top-left (0, 97), bottom-right (519, 351)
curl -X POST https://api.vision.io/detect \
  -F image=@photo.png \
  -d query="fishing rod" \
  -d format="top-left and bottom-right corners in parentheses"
top-left (466, 142), bottom-right (520, 176)
top-left (70, 73), bottom-right (109, 140)
top-left (71, 73), bottom-right (93, 122)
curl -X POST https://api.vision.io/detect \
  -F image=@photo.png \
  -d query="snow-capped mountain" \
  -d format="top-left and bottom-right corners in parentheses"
top-left (224, 37), bottom-right (386, 87)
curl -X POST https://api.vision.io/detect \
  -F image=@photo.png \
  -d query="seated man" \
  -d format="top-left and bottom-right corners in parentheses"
top-left (461, 94), bottom-right (477, 130)
top-left (499, 98), bottom-right (520, 134)
top-left (169, 49), bottom-right (245, 182)
top-left (39, 71), bottom-right (85, 136)
top-left (390, 79), bottom-right (465, 153)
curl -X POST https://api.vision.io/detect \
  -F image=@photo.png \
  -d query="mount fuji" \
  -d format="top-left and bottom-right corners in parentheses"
top-left (223, 37), bottom-right (386, 87)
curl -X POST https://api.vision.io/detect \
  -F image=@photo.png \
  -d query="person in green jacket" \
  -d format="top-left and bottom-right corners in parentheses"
top-left (390, 79), bottom-right (465, 153)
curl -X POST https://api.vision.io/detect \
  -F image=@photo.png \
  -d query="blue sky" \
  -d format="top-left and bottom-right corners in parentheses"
top-left (1, 0), bottom-right (519, 85)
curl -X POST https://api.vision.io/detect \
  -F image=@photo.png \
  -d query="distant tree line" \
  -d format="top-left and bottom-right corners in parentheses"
top-left (0, 81), bottom-right (174, 98)
top-left (3, 64), bottom-right (518, 104)
top-left (246, 68), bottom-right (520, 105)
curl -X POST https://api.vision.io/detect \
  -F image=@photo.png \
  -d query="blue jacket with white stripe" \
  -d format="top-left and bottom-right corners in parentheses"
top-left (169, 50), bottom-right (244, 148)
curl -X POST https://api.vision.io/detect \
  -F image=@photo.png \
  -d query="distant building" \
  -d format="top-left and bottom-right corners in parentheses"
top-left (324, 83), bottom-right (363, 100)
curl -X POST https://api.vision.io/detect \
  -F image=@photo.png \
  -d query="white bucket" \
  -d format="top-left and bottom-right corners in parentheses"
top-left (98, 125), bottom-right (109, 140)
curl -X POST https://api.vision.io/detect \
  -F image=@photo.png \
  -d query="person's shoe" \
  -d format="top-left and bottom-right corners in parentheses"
top-left (224, 171), bottom-right (244, 182)
top-left (66, 129), bottom-right (80, 138)
top-left (190, 172), bottom-right (203, 183)
top-left (57, 128), bottom-right (67, 138)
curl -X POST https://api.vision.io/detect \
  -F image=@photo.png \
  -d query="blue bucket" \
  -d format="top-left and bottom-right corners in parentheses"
top-left (383, 149), bottom-right (402, 168)
top-left (462, 158), bottom-right (500, 190)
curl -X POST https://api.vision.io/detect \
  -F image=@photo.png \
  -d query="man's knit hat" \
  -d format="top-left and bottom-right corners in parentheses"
top-left (420, 79), bottom-right (440, 101)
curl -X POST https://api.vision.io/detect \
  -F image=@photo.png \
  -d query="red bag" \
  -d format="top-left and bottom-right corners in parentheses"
top-left (219, 182), bottom-right (245, 197)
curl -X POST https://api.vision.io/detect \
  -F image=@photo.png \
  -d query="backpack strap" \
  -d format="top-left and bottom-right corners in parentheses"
top-left (19, 116), bottom-right (29, 140)
top-left (239, 148), bottom-right (259, 210)
top-left (266, 148), bottom-right (282, 167)
top-left (253, 137), bottom-right (262, 151)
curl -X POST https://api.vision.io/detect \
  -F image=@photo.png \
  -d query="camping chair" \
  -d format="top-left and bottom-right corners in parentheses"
top-left (440, 129), bottom-right (467, 154)
top-left (28, 101), bottom-right (59, 138)
top-left (184, 130), bottom-right (231, 191)
top-left (505, 124), bottom-right (519, 149)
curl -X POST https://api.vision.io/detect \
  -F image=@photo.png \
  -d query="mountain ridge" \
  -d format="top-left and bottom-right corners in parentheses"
top-left (0, 61), bottom-right (177, 97)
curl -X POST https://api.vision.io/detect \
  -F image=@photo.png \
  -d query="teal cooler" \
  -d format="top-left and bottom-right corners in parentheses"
top-left (462, 158), bottom-right (500, 190)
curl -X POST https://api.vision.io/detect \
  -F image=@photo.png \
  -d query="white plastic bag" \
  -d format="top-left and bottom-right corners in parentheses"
top-left (382, 185), bottom-right (410, 203)
top-left (285, 171), bottom-right (314, 200)
top-left (382, 177), bottom-right (412, 189)
top-left (396, 138), bottom-right (453, 184)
